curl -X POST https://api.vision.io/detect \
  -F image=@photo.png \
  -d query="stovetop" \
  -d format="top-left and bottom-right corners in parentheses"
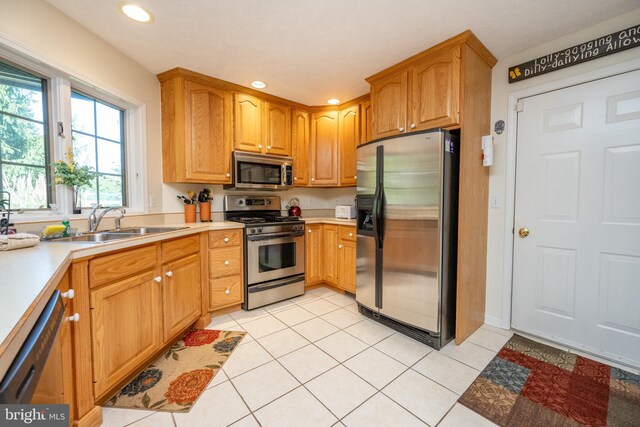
top-left (224, 195), bottom-right (302, 226)
top-left (226, 215), bottom-right (302, 225)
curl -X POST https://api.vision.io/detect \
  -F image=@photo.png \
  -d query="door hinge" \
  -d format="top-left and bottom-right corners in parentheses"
top-left (515, 100), bottom-right (524, 113)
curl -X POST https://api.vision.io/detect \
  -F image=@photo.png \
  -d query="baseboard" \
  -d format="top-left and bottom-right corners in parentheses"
top-left (484, 314), bottom-right (504, 329)
top-left (194, 312), bottom-right (212, 329)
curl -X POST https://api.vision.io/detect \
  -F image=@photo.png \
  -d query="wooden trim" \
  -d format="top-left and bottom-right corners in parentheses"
top-left (366, 30), bottom-right (497, 84)
top-left (194, 312), bottom-right (212, 329)
top-left (73, 405), bottom-right (102, 427)
top-left (70, 261), bottom-right (95, 422)
top-left (200, 232), bottom-right (210, 319)
top-left (305, 282), bottom-right (346, 295)
top-left (209, 303), bottom-right (243, 317)
top-left (455, 45), bottom-right (492, 344)
top-left (158, 67), bottom-right (309, 110)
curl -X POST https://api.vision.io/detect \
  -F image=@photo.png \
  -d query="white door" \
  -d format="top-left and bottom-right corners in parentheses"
top-left (512, 70), bottom-right (640, 368)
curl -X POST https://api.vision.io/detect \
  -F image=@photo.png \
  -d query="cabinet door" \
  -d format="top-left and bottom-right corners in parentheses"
top-left (339, 105), bottom-right (359, 186)
top-left (360, 98), bottom-right (372, 145)
top-left (91, 271), bottom-right (161, 398)
top-left (338, 240), bottom-right (357, 294)
top-left (305, 224), bottom-right (323, 286)
top-left (292, 109), bottom-right (310, 186)
top-left (234, 93), bottom-right (263, 153)
top-left (409, 47), bottom-right (460, 130)
top-left (184, 80), bottom-right (232, 182)
top-left (371, 71), bottom-right (407, 139)
top-left (323, 225), bottom-right (339, 285)
top-left (163, 254), bottom-right (201, 341)
top-left (264, 102), bottom-right (292, 156)
top-left (310, 110), bottom-right (339, 186)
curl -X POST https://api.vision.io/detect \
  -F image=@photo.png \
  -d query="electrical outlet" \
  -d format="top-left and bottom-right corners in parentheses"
top-left (149, 195), bottom-right (157, 208)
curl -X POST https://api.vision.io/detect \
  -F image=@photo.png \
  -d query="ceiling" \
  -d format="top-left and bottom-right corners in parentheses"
top-left (46, 0), bottom-right (638, 106)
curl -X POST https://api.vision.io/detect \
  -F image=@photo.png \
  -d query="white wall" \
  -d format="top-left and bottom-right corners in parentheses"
top-left (486, 9), bottom-right (640, 326)
top-left (0, 0), bottom-right (164, 213)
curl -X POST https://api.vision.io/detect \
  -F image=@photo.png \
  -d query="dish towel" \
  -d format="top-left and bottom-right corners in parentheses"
top-left (0, 233), bottom-right (40, 251)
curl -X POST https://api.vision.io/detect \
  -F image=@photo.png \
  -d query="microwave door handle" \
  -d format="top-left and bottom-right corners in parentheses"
top-left (282, 164), bottom-right (287, 186)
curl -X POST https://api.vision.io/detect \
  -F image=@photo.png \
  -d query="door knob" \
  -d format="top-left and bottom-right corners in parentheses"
top-left (518, 228), bottom-right (530, 238)
top-left (267, 146), bottom-right (271, 150)
top-left (154, 276), bottom-right (162, 283)
top-left (66, 313), bottom-right (80, 322)
top-left (338, 244), bottom-right (343, 249)
top-left (61, 289), bottom-right (75, 300)
top-left (258, 144), bottom-right (263, 149)
top-left (166, 271), bottom-right (173, 277)
top-left (224, 260), bottom-right (230, 266)
top-left (224, 237), bottom-right (229, 243)
top-left (398, 127), bottom-right (404, 132)
top-left (225, 289), bottom-right (230, 295)
top-left (410, 123), bottom-right (416, 129)
top-left (226, 172), bottom-right (230, 178)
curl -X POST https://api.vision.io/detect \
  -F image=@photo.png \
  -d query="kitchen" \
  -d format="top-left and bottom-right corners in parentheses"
top-left (1, 1), bottom-right (640, 426)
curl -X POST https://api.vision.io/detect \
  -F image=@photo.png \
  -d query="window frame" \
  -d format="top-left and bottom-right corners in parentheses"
top-left (0, 40), bottom-right (148, 222)
top-left (70, 88), bottom-right (128, 208)
top-left (0, 59), bottom-right (54, 211)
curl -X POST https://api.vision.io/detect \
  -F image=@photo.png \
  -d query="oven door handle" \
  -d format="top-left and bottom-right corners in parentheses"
top-left (246, 231), bottom-right (305, 241)
top-left (248, 276), bottom-right (305, 293)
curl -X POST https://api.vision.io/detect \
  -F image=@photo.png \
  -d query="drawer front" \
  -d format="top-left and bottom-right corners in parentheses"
top-left (339, 226), bottom-right (356, 242)
top-left (209, 247), bottom-right (242, 278)
top-left (90, 245), bottom-right (157, 288)
top-left (209, 229), bottom-right (242, 249)
top-left (161, 234), bottom-right (200, 263)
top-left (210, 275), bottom-right (243, 310)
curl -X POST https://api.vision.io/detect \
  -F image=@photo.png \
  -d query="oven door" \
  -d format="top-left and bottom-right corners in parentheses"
top-left (246, 232), bottom-right (305, 284)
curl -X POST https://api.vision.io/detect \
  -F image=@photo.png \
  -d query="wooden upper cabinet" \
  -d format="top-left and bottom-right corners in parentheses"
top-left (410, 47), bottom-right (461, 130)
top-left (310, 110), bottom-right (339, 186)
top-left (264, 102), bottom-right (292, 156)
top-left (371, 71), bottom-right (407, 139)
top-left (360, 97), bottom-right (372, 145)
top-left (159, 73), bottom-right (232, 183)
top-left (292, 109), bottom-right (310, 186)
top-left (339, 105), bottom-right (359, 186)
top-left (234, 93), bottom-right (263, 153)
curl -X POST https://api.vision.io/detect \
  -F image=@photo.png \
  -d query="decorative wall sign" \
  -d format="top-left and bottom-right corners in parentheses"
top-left (509, 24), bottom-right (640, 83)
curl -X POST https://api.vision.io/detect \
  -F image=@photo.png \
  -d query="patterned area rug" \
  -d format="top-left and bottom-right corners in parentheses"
top-left (459, 334), bottom-right (640, 426)
top-left (104, 329), bottom-right (245, 413)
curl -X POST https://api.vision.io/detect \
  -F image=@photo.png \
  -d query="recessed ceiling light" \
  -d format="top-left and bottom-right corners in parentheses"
top-left (251, 81), bottom-right (267, 89)
top-left (119, 2), bottom-right (154, 23)
top-left (327, 98), bottom-right (340, 105)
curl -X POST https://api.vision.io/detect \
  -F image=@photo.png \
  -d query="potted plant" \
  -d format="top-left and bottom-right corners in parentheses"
top-left (53, 148), bottom-right (95, 214)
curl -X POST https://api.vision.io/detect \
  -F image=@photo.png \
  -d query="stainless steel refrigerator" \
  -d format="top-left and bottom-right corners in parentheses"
top-left (355, 129), bottom-right (459, 349)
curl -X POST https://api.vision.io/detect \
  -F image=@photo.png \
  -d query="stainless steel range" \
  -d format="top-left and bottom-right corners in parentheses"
top-left (224, 195), bottom-right (305, 310)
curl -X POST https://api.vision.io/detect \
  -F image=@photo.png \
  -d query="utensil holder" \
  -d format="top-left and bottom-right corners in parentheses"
top-left (184, 204), bottom-right (196, 223)
top-left (199, 202), bottom-right (211, 222)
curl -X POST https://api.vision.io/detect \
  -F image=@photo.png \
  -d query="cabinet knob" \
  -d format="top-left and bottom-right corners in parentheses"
top-left (225, 289), bottom-right (230, 295)
top-left (224, 260), bottom-right (230, 266)
top-left (354, 175), bottom-right (357, 179)
top-left (166, 271), bottom-right (173, 277)
top-left (267, 146), bottom-right (271, 150)
top-left (399, 127), bottom-right (404, 132)
top-left (226, 172), bottom-right (230, 178)
top-left (61, 289), bottom-right (75, 300)
top-left (66, 313), bottom-right (80, 322)
top-left (338, 244), bottom-right (343, 249)
top-left (349, 232), bottom-right (353, 237)
top-left (294, 177), bottom-right (298, 181)
top-left (258, 144), bottom-right (263, 149)
top-left (410, 123), bottom-right (416, 129)
top-left (224, 237), bottom-right (230, 243)
top-left (308, 229), bottom-right (312, 233)
top-left (154, 276), bottom-right (162, 283)
top-left (311, 178), bottom-right (315, 182)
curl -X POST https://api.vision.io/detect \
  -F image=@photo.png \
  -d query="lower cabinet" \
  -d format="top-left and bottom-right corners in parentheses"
top-left (208, 229), bottom-right (244, 310)
top-left (305, 224), bottom-right (324, 287)
top-left (90, 271), bottom-right (162, 399)
top-left (162, 254), bottom-right (201, 341)
top-left (305, 224), bottom-right (356, 293)
top-left (88, 235), bottom-right (202, 400)
top-left (32, 271), bottom-right (76, 421)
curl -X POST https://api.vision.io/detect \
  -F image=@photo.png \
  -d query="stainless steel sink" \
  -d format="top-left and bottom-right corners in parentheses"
top-left (48, 226), bottom-right (188, 243)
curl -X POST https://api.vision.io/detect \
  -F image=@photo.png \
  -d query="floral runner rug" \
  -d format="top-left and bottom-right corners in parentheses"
top-left (459, 334), bottom-right (640, 426)
top-left (104, 329), bottom-right (245, 413)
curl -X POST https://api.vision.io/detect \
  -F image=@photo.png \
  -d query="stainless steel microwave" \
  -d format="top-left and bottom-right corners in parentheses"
top-left (224, 152), bottom-right (294, 191)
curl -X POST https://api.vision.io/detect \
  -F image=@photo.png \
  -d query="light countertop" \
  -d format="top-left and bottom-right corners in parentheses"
top-left (0, 217), bottom-right (353, 376)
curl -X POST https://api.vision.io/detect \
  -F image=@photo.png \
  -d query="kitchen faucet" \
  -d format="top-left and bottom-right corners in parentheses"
top-left (88, 205), bottom-right (126, 232)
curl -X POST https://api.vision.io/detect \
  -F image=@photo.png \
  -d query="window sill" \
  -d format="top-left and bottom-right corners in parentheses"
top-left (7, 210), bottom-right (145, 225)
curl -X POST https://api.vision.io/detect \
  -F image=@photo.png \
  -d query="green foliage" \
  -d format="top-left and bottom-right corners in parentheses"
top-left (53, 148), bottom-right (95, 189)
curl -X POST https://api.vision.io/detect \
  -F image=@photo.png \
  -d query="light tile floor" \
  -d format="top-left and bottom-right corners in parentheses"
top-left (103, 287), bottom-right (516, 427)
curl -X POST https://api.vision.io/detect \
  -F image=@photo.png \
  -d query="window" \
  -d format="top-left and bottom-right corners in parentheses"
top-left (0, 61), bottom-right (50, 210)
top-left (71, 91), bottom-right (126, 208)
